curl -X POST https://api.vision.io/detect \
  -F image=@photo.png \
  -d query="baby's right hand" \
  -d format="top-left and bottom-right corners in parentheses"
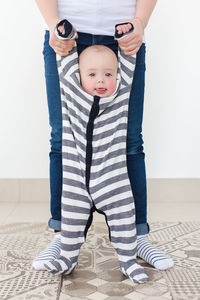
top-left (49, 21), bottom-right (78, 56)
top-left (116, 23), bottom-right (132, 36)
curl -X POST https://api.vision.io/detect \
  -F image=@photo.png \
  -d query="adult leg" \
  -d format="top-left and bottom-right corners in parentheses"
top-left (126, 43), bottom-right (148, 235)
top-left (43, 30), bottom-right (62, 231)
top-left (32, 30), bottom-right (62, 270)
top-left (127, 43), bottom-right (173, 270)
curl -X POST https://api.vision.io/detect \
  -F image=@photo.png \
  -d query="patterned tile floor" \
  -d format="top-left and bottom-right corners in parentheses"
top-left (0, 221), bottom-right (200, 299)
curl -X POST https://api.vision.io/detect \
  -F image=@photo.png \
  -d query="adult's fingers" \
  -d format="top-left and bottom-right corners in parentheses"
top-left (124, 46), bottom-right (140, 56)
top-left (50, 39), bottom-right (75, 55)
top-left (54, 39), bottom-right (75, 48)
top-left (54, 48), bottom-right (70, 56)
top-left (118, 34), bottom-right (142, 55)
top-left (53, 43), bottom-right (74, 55)
top-left (119, 33), bottom-right (142, 46)
top-left (119, 40), bottom-right (141, 52)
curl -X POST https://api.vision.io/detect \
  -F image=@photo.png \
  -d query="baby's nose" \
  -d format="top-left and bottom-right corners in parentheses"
top-left (97, 77), bottom-right (104, 83)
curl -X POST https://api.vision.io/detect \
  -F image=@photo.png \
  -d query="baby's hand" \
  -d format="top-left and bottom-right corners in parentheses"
top-left (116, 19), bottom-right (144, 56)
top-left (116, 23), bottom-right (132, 36)
top-left (58, 24), bottom-right (65, 35)
top-left (49, 20), bottom-right (78, 56)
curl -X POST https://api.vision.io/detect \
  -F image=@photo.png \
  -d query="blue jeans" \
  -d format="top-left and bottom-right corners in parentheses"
top-left (43, 30), bottom-right (149, 235)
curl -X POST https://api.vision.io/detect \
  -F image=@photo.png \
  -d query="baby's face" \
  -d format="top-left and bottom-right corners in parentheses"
top-left (79, 47), bottom-right (118, 97)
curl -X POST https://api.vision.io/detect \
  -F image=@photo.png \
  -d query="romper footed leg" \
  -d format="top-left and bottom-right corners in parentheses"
top-left (32, 234), bottom-right (61, 270)
top-left (44, 200), bottom-right (93, 274)
top-left (137, 235), bottom-right (174, 270)
top-left (95, 194), bottom-right (148, 283)
top-left (105, 208), bottom-right (148, 283)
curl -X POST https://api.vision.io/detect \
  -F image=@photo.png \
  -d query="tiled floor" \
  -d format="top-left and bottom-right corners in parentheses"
top-left (0, 202), bottom-right (200, 299)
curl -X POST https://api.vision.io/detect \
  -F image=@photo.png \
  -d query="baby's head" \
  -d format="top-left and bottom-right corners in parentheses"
top-left (79, 45), bottom-right (118, 97)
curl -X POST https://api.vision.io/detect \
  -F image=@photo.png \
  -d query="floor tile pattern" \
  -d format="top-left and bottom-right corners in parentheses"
top-left (0, 222), bottom-right (200, 299)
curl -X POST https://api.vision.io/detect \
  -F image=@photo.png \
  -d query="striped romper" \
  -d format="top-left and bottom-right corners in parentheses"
top-left (44, 20), bottom-right (148, 284)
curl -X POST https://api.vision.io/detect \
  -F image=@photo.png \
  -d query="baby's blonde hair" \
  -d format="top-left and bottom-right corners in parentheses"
top-left (79, 45), bottom-right (118, 68)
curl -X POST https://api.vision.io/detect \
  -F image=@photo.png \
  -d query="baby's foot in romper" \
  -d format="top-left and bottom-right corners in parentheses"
top-left (32, 234), bottom-right (61, 270)
top-left (44, 256), bottom-right (76, 275)
top-left (120, 259), bottom-right (148, 283)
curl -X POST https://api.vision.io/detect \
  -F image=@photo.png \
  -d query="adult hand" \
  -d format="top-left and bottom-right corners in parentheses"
top-left (115, 18), bottom-right (144, 56)
top-left (49, 19), bottom-right (78, 56)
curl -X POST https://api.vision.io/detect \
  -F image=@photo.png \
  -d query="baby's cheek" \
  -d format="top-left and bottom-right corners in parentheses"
top-left (108, 79), bottom-right (117, 94)
top-left (82, 79), bottom-right (94, 95)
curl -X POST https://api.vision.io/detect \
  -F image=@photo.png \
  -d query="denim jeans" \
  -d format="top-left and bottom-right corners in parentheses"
top-left (43, 30), bottom-right (149, 235)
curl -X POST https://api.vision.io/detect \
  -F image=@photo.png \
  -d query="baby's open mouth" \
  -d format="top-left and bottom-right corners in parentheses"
top-left (95, 88), bottom-right (107, 94)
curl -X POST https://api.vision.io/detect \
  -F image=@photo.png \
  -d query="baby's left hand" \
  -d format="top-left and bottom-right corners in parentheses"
top-left (116, 18), bottom-right (144, 56)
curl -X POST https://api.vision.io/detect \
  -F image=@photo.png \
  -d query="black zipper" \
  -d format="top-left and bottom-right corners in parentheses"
top-left (85, 96), bottom-right (100, 194)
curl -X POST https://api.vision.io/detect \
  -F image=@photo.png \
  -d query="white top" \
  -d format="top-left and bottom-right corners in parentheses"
top-left (45, 0), bottom-right (137, 36)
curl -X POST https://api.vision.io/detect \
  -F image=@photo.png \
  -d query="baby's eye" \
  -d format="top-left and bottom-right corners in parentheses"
top-left (105, 73), bottom-right (112, 77)
top-left (89, 73), bottom-right (95, 77)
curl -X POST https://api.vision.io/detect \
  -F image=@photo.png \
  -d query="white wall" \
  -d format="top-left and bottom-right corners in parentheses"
top-left (144, 0), bottom-right (200, 177)
top-left (0, 0), bottom-right (200, 178)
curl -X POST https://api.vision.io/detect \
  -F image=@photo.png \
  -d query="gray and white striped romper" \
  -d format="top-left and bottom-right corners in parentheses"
top-left (44, 21), bottom-right (148, 283)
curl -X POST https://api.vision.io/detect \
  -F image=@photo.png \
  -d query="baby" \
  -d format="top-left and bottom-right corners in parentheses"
top-left (78, 45), bottom-right (118, 97)
top-left (33, 20), bottom-right (149, 284)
